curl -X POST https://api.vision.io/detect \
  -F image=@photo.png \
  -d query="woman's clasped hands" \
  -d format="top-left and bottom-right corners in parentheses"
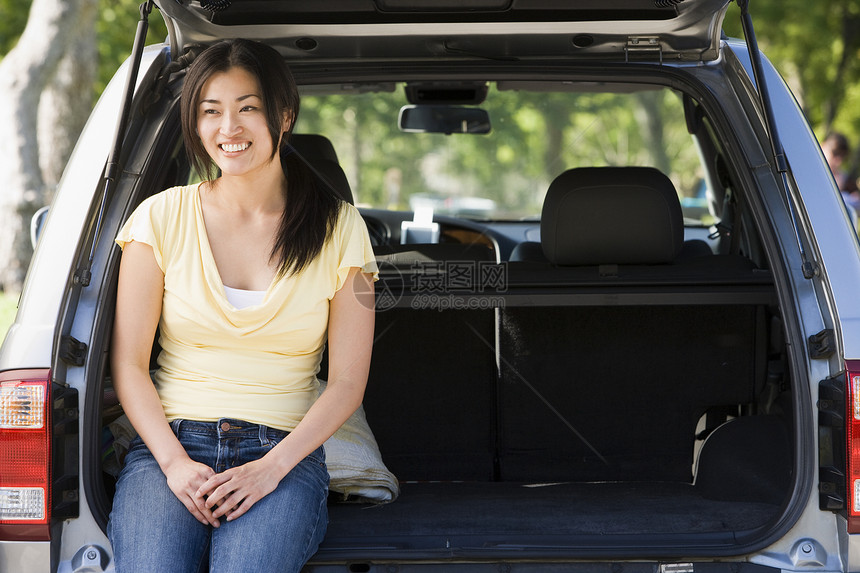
top-left (163, 454), bottom-right (285, 526)
top-left (197, 457), bottom-right (285, 523)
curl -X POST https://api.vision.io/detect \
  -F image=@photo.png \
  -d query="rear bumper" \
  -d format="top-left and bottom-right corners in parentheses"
top-left (0, 540), bottom-right (51, 572)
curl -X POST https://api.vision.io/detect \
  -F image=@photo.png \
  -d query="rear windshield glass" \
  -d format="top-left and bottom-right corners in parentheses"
top-left (296, 82), bottom-right (711, 225)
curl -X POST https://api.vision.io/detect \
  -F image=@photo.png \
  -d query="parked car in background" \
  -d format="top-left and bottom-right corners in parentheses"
top-left (3, 0), bottom-right (860, 571)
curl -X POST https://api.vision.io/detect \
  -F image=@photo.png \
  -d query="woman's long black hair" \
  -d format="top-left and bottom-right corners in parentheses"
top-left (180, 39), bottom-right (342, 278)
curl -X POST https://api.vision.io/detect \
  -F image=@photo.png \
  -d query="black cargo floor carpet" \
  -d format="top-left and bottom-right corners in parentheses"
top-left (318, 481), bottom-right (781, 556)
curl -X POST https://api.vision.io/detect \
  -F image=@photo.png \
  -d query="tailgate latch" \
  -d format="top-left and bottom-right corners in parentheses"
top-left (659, 565), bottom-right (694, 573)
top-left (626, 36), bottom-right (663, 63)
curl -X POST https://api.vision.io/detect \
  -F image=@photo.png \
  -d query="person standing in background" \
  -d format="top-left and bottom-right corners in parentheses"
top-left (822, 132), bottom-right (860, 213)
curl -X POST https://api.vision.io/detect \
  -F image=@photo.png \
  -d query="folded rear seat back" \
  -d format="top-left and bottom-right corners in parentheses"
top-left (498, 166), bottom-right (769, 483)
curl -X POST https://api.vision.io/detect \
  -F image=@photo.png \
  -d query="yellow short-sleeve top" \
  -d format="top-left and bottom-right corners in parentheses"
top-left (115, 184), bottom-right (379, 432)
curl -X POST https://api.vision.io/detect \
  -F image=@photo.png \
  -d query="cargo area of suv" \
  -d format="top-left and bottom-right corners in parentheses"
top-left (85, 68), bottom-right (801, 563)
top-left (7, 0), bottom-right (860, 571)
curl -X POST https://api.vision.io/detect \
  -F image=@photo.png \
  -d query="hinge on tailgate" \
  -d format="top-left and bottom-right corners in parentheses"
top-left (808, 329), bottom-right (836, 359)
top-left (59, 335), bottom-right (87, 366)
top-left (626, 36), bottom-right (663, 63)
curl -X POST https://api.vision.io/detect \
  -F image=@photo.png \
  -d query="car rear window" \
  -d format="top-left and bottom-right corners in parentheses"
top-left (296, 82), bottom-right (711, 225)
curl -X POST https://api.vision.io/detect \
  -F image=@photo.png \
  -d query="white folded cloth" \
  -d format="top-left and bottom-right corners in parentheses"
top-left (319, 380), bottom-right (400, 503)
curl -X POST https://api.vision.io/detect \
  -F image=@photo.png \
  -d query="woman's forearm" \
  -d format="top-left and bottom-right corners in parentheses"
top-left (111, 240), bottom-right (188, 471)
top-left (261, 267), bottom-right (375, 478)
top-left (263, 377), bottom-right (366, 478)
top-left (113, 366), bottom-right (189, 471)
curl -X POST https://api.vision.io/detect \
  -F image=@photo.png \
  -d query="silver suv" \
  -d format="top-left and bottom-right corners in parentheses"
top-left (3, 1), bottom-right (860, 571)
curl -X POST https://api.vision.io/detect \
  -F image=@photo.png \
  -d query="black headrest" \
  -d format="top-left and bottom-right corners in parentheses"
top-left (289, 133), bottom-right (340, 164)
top-left (287, 134), bottom-right (353, 204)
top-left (309, 159), bottom-right (354, 205)
top-left (541, 167), bottom-right (684, 265)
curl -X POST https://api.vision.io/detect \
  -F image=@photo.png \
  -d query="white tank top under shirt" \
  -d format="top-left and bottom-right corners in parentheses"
top-left (223, 285), bottom-right (266, 309)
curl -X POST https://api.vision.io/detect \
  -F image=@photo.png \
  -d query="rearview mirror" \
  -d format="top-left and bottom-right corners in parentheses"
top-left (398, 105), bottom-right (491, 134)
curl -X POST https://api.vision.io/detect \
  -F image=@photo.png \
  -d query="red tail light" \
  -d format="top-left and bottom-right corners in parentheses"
top-left (0, 369), bottom-right (51, 541)
top-left (846, 361), bottom-right (860, 532)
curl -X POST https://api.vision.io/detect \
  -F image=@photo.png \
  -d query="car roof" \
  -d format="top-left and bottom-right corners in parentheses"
top-left (154, 0), bottom-right (731, 63)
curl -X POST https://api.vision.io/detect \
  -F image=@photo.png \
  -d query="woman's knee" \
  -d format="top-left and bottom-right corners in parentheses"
top-left (209, 450), bottom-right (329, 573)
top-left (108, 440), bottom-right (210, 572)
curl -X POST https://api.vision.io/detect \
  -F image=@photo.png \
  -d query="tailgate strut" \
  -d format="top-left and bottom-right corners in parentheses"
top-left (76, 0), bottom-right (155, 287)
top-left (737, 0), bottom-right (818, 279)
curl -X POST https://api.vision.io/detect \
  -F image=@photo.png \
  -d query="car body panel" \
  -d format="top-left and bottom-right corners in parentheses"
top-left (0, 47), bottom-right (166, 373)
top-left (0, 541), bottom-right (51, 572)
top-left (2, 2), bottom-right (860, 572)
top-left (155, 0), bottom-right (730, 62)
top-left (0, 47), bottom-right (168, 573)
top-left (750, 47), bottom-right (860, 356)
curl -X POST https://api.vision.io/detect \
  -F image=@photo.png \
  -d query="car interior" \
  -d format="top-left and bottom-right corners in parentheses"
top-left (96, 72), bottom-right (795, 559)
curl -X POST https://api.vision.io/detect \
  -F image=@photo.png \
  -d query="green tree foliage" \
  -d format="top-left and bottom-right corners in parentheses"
top-left (297, 86), bottom-right (701, 219)
top-left (0, 0), bottom-right (31, 54)
top-left (95, 0), bottom-right (167, 97)
top-left (723, 0), bottom-right (860, 143)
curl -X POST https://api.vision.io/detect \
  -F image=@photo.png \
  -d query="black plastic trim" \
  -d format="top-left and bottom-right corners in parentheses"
top-left (819, 373), bottom-right (847, 512)
top-left (51, 381), bottom-right (79, 521)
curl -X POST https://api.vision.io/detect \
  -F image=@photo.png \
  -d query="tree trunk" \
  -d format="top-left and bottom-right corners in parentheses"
top-left (39, 0), bottom-right (98, 193)
top-left (634, 91), bottom-right (671, 178)
top-left (822, 2), bottom-right (860, 135)
top-left (0, 0), bottom-right (87, 293)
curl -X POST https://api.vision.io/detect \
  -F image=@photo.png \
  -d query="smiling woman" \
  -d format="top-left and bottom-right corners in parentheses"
top-left (107, 38), bottom-right (378, 573)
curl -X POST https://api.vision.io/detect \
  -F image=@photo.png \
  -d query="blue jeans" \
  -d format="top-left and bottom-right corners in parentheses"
top-left (108, 419), bottom-right (329, 573)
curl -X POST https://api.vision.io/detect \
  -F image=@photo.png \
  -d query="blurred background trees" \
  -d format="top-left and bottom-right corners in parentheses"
top-left (299, 87), bottom-right (701, 219)
top-left (0, 0), bottom-right (165, 293)
top-left (724, 0), bottom-right (860, 138)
